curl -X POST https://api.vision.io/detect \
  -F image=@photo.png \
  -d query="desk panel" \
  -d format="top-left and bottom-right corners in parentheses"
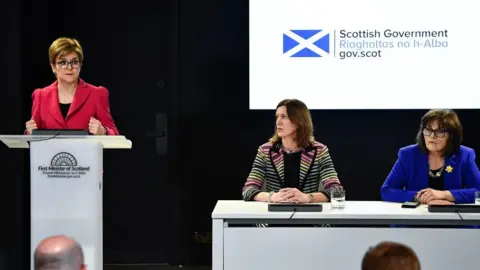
top-left (223, 227), bottom-right (480, 270)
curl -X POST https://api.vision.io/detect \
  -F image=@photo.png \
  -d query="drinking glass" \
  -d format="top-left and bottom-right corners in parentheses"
top-left (331, 189), bottom-right (346, 209)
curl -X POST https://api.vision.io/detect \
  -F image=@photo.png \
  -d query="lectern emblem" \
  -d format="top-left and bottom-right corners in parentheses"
top-left (37, 152), bottom-right (90, 179)
top-left (51, 152), bottom-right (78, 166)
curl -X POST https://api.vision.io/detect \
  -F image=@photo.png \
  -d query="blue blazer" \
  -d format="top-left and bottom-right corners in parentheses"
top-left (381, 144), bottom-right (480, 204)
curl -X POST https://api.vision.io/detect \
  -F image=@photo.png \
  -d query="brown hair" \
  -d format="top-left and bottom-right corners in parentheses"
top-left (416, 109), bottom-right (462, 156)
top-left (362, 242), bottom-right (420, 270)
top-left (48, 37), bottom-right (84, 64)
top-left (269, 99), bottom-right (314, 149)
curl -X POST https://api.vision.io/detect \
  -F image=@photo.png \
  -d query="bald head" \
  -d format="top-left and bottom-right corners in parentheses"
top-left (34, 235), bottom-right (85, 270)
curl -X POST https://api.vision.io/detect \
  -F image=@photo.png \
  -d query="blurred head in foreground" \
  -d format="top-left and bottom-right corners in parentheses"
top-left (34, 235), bottom-right (85, 270)
top-left (362, 241), bottom-right (420, 270)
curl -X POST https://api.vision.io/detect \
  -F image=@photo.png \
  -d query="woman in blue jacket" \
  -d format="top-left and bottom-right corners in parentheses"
top-left (381, 109), bottom-right (480, 205)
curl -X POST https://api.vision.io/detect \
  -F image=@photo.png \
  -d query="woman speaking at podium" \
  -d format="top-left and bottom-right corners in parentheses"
top-left (242, 99), bottom-right (344, 203)
top-left (25, 37), bottom-right (119, 135)
top-left (381, 109), bottom-right (480, 205)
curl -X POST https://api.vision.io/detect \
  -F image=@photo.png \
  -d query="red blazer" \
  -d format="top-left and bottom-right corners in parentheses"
top-left (30, 79), bottom-right (119, 135)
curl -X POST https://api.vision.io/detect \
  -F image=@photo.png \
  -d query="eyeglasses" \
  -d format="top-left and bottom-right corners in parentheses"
top-left (56, 59), bottom-right (81, 69)
top-left (423, 127), bottom-right (447, 138)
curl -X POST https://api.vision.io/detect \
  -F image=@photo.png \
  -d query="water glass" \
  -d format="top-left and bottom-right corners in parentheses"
top-left (331, 189), bottom-right (346, 209)
top-left (475, 191), bottom-right (480, 205)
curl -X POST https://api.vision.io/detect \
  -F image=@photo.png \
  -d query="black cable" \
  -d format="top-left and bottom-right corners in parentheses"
top-left (288, 209), bottom-right (296, 219)
top-left (27, 133), bottom-right (60, 143)
top-left (456, 208), bottom-right (464, 220)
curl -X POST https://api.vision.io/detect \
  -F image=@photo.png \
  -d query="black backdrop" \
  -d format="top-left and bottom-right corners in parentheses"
top-left (1, 0), bottom-right (480, 268)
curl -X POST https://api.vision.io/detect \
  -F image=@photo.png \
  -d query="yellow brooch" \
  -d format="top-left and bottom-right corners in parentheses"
top-left (445, 165), bottom-right (453, 173)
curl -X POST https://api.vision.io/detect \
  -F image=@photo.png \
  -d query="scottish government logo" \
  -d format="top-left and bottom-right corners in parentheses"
top-left (37, 152), bottom-right (90, 179)
top-left (283, 28), bottom-right (448, 60)
top-left (283, 30), bottom-right (330, 57)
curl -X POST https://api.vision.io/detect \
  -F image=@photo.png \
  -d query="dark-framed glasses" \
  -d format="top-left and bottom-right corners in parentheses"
top-left (423, 127), bottom-right (447, 138)
top-left (56, 59), bottom-right (81, 69)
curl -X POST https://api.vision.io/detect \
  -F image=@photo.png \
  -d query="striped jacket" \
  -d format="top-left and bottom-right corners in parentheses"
top-left (242, 141), bottom-right (343, 201)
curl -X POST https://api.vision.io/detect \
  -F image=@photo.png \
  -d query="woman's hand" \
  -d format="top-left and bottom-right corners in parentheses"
top-left (278, 188), bottom-right (310, 203)
top-left (89, 117), bottom-right (106, 135)
top-left (270, 192), bottom-right (291, 203)
top-left (416, 188), bottom-right (447, 204)
top-left (26, 119), bottom-right (37, 134)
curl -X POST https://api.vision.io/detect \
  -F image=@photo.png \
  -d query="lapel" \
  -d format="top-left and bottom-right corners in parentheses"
top-left (67, 79), bottom-right (91, 120)
top-left (48, 82), bottom-right (66, 126)
top-left (444, 153), bottom-right (457, 187)
top-left (299, 145), bottom-right (317, 188)
top-left (49, 79), bottom-right (91, 125)
top-left (269, 143), bottom-right (317, 189)
top-left (270, 146), bottom-right (284, 182)
top-left (419, 152), bottom-right (429, 187)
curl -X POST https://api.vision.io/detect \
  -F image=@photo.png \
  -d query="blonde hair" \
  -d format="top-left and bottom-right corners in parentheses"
top-left (48, 37), bottom-right (84, 64)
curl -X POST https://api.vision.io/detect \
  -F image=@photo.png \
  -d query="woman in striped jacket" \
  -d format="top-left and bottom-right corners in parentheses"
top-left (242, 99), bottom-right (344, 203)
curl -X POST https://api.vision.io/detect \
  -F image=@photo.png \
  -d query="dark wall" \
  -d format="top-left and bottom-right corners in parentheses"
top-left (0, 1), bottom-right (25, 269)
top-left (1, 0), bottom-right (480, 268)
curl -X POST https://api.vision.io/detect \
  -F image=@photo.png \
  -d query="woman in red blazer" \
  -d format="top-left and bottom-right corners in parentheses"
top-left (25, 37), bottom-right (119, 135)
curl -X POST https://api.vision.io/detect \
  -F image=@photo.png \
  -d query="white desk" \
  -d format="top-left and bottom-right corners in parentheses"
top-left (459, 212), bottom-right (480, 220)
top-left (212, 200), bottom-right (480, 270)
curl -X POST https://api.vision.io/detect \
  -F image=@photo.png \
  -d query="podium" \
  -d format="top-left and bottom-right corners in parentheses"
top-left (0, 135), bottom-right (132, 270)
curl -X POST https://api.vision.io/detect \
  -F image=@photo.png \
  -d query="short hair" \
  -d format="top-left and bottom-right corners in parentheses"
top-left (49, 37), bottom-right (84, 64)
top-left (415, 109), bottom-right (462, 156)
top-left (362, 242), bottom-right (420, 270)
top-left (269, 99), bottom-right (314, 149)
top-left (34, 241), bottom-right (84, 270)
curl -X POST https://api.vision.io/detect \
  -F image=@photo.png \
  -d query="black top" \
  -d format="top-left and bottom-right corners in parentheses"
top-left (59, 103), bottom-right (71, 119)
top-left (283, 151), bottom-right (302, 189)
top-left (428, 168), bottom-right (445, 190)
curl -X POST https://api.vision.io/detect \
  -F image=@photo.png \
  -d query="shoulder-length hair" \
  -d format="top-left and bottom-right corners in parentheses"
top-left (416, 109), bottom-right (463, 156)
top-left (269, 99), bottom-right (314, 149)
